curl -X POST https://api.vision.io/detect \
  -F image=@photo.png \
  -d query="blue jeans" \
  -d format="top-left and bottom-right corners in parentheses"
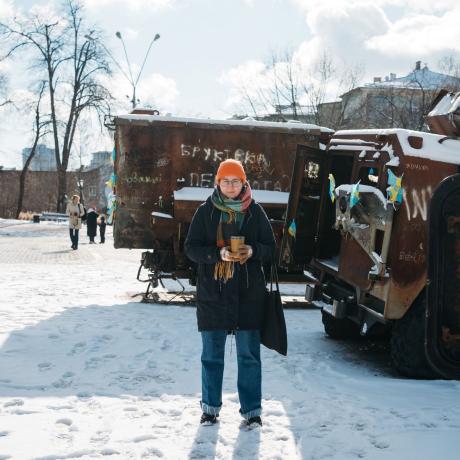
top-left (201, 329), bottom-right (262, 419)
top-left (69, 229), bottom-right (79, 248)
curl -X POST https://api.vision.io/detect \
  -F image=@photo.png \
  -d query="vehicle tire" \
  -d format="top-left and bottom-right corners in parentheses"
top-left (321, 309), bottom-right (361, 339)
top-left (390, 293), bottom-right (438, 379)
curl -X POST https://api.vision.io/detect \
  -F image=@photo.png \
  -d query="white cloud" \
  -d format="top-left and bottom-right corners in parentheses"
top-left (219, 60), bottom-right (274, 114)
top-left (83, 0), bottom-right (177, 13)
top-left (383, 0), bottom-right (460, 13)
top-left (367, 8), bottom-right (460, 55)
top-left (137, 73), bottom-right (179, 111)
top-left (222, 0), bottom-right (460, 115)
top-left (121, 27), bottom-right (140, 41)
top-left (28, 2), bottom-right (64, 25)
top-left (0, 0), bottom-right (13, 20)
top-left (292, 0), bottom-right (460, 15)
top-left (104, 71), bottom-right (179, 114)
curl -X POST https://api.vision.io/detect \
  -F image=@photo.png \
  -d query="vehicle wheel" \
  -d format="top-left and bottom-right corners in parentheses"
top-left (390, 293), bottom-right (438, 379)
top-left (321, 309), bottom-right (361, 339)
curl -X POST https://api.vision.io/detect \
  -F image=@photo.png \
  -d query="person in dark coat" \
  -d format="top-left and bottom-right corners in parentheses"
top-left (98, 215), bottom-right (106, 244)
top-left (86, 208), bottom-right (99, 244)
top-left (185, 159), bottom-right (275, 428)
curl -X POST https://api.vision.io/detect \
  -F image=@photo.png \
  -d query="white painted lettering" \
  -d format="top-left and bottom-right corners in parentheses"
top-left (181, 144), bottom-right (191, 156)
top-left (204, 148), bottom-right (212, 161)
top-left (201, 173), bottom-right (214, 187)
top-left (190, 173), bottom-right (200, 187)
top-left (214, 150), bottom-right (224, 162)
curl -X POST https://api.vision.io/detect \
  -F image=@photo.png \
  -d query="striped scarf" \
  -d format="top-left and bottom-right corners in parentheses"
top-left (211, 183), bottom-right (252, 282)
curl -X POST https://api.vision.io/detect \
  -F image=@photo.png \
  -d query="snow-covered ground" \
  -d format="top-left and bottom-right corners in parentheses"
top-left (0, 219), bottom-right (459, 459)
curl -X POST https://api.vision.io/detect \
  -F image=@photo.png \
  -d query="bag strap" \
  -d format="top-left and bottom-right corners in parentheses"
top-left (269, 262), bottom-right (280, 293)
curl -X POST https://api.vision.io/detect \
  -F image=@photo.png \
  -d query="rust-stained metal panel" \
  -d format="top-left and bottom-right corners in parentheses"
top-left (426, 90), bottom-right (460, 137)
top-left (320, 130), bottom-right (458, 319)
top-left (113, 116), bottom-right (331, 251)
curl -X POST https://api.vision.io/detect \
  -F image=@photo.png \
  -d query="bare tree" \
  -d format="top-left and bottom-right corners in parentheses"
top-left (1, 0), bottom-right (112, 212)
top-left (232, 48), bottom-right (362, 128)
top-left (16, 82), bottom-right (50, 218)
top-left (0, 71), bottom-right (12, 108)
top-left (438, 55), bottom-right (460, 82)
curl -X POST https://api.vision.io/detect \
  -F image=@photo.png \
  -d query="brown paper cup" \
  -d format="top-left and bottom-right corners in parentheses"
top-left (230, 235), bottom-right (245, 254)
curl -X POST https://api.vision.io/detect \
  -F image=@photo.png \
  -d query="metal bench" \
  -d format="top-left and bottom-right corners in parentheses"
top-left (39, 212), bottom-right (69, 222)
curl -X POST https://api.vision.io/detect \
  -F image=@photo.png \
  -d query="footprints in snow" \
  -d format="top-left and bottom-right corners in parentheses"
top-left (38, 361), bottom-right (54, 371)
top-left (56, 417), bottom-right (73, 426)
top-left (3, 398), bottom-right (24, 408)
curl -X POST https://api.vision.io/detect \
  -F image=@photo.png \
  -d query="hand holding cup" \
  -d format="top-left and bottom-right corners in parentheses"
top-left (237, 244), bottom-right (253, 264)
top-left (220, 246), bottom-right (240, 262)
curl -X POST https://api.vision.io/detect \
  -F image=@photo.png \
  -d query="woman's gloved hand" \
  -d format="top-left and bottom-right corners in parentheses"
top-left (237, 244), bottom-right (253, 264)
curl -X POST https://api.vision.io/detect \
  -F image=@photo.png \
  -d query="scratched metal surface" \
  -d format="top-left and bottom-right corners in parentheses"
top-left (113, 117), bottom-right (329, 251)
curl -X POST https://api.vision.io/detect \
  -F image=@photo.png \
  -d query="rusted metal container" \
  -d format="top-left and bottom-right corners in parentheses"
top-left (281, 124), bottom-right (460, 378)
top-left (113, 113), bottom-right (332, 275)
top-left (426, 89), bottom-right (460, 137)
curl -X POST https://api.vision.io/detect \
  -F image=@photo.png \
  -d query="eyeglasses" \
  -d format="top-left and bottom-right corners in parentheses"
top-left (220, 179), bottom-right (243, 187)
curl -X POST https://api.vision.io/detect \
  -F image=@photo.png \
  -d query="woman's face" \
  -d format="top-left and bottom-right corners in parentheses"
top-left (72, 196), bottom-right (79, 204)
top-left (219, 175), bottom-right (243, 199)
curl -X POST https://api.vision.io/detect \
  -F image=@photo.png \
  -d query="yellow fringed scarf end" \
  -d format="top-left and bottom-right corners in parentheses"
top-left (214, 260), bottom-right (234, 282)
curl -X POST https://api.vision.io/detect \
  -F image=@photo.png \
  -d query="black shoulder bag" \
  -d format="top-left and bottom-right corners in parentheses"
top-left (261, 263), bottom-right (288, 356)
top-left (80, 204), bottom-right (87, 222)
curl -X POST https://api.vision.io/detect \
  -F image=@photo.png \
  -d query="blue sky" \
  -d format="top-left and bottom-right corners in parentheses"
top-left (1, 0), bottom-right (460, 168)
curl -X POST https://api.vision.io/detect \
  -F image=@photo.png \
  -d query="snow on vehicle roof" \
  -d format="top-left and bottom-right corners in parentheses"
top-left (116, 114), bottom-right (334, 133)
top-left (428, 92), bottom-right (460, 116)
top-left (334, 128), bottom-right (460, 165)
top-left (329, 140), bottom-right (399, 167)
top-left (174, 187), bottom-right (289, 204)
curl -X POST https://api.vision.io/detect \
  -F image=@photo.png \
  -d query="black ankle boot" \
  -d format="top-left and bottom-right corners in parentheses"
top-left (200, 413), bottom-right (218, 425)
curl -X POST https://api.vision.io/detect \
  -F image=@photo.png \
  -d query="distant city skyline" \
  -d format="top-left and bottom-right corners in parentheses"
top-left (22, 144), bottom-right (56, 171)
top-left (19, 143), bottom-right (111, 172)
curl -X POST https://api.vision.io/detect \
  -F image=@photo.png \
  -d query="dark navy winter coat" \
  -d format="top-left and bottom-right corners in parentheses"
top-left (185, 197), bottom-right (276, 331)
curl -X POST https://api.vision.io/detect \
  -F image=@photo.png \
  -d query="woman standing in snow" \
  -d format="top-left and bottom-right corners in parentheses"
top-left (66, 194), bottom-right (85, 250)
top-left (185, 159), bottom-right (275, 428)
top-left (86, 208), bottom-right (99, 244)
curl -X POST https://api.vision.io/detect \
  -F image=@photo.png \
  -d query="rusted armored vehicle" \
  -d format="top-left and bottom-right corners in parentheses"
top-left (280, 91), bottom-right (460, 379)
top-left (112, 112), bottom-right (332, 292)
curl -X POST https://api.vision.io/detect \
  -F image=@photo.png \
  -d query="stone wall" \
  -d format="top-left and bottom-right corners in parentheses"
top-left (0, 166), bottom-right (111, 218)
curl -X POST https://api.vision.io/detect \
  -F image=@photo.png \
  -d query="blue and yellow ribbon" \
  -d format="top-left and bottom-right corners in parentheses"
top-left (350, 181), bottom-right (360, 208)
top-left (328, 173), bottom-right (336, 203)
top-left (288, 219), bottom-right (297, 238)
top-left (387, 169), bottom-right (403, 204)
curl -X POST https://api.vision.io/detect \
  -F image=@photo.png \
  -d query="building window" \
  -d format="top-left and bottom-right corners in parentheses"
top-left (88, 186), bottom-right (97, 197)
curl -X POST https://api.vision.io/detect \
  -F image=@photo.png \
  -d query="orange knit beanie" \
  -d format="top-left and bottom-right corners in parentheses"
top-left (216, 159), bottom-right (247, 182)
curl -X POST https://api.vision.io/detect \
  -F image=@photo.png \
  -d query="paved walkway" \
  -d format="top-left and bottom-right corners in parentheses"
top-left (0, 222), bottom-right (142, 265)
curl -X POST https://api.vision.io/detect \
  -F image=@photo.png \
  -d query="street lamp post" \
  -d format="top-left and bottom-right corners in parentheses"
top-left (77, 178), bottom-right (85, 206)
top-left (86, 31), bottom-right (160, 109)
top-left (115, 31), bottom-right (160, 108)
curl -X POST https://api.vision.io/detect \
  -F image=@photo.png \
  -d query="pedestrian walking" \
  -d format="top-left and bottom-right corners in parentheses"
top-left (86, 208), bottom-right (99, 244)
top-left (99, 215), bottom-right (107, 244)
top-left (185, 159), bottom-right (275, 428)
top-left (66, 195), bottom-right (85, 250)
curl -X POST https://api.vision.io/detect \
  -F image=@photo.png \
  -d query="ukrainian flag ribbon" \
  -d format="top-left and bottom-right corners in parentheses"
top-left (328, 173), bottom-right (336, 203)
top-left (387, 169), bottom-right (403, 204)
top-left (288, 219), bottom-right (297, 238)
top-left (350, 181), bottom-right (360, 208)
